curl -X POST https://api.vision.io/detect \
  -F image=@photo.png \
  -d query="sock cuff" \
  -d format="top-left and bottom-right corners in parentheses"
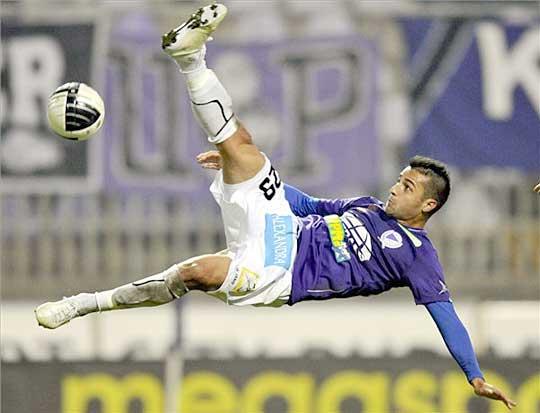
top-left (95, 291), bottom-right (114, 312)
top-left (208, 117), bottom-right (238, 144)
top-left (187, 69), bottom-right (238, 144)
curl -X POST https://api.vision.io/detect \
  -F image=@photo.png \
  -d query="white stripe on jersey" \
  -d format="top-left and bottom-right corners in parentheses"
top-left (341, 211), bottom-right (372, 262)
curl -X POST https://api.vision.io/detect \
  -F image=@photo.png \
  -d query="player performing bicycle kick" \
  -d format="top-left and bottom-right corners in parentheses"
top-left (35, 4), bottom-right (516, 409)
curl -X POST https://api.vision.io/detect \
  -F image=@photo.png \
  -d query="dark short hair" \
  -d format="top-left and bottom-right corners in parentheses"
top-left (409, 155), bottom-right (451, 216)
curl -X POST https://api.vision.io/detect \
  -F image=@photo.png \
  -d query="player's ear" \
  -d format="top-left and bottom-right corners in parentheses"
top-left (422, 198), bottom-right (438, 214)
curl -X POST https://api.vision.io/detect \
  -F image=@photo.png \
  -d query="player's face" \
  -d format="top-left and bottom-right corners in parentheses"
top-left (384, 167), bottom-right (437, 226)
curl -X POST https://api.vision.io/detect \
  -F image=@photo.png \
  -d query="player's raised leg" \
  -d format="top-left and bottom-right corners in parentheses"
top-left (162, 3), bottom-right (264, 185)
top-left (35, 253), bottom-right (231, 329)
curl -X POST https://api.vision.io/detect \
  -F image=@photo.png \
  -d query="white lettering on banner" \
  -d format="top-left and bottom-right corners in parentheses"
top-left (106, 45), bottom-right (198, 189)
top-left (277, 44), bottom-right (366, 181)
top-left (8, 36), bottom-right (65, 126)
top-left (2, 36), bottom-right (66, 174)
top-left (476, 23), bottom-right (540, 120)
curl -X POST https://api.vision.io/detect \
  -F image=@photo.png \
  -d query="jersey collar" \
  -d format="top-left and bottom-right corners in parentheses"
top-left (397, 223), bottom-right (423, 247)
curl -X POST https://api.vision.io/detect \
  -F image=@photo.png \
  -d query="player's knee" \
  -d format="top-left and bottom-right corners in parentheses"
top-left (178, 256), bottom-right (229, 291)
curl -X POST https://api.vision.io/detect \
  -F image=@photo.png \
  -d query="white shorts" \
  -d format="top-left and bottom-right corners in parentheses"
top-left (208, 155), bottom-right (298, 307)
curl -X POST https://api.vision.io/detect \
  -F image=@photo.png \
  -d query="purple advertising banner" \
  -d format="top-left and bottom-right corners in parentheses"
top-left (102, 13), bottom-right (379, 199)
top-left (402, 19), bottom-right (540, 171)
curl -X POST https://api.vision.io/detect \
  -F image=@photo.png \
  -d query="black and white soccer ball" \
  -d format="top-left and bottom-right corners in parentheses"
top-left (47, 82), bottom-right (105, 141)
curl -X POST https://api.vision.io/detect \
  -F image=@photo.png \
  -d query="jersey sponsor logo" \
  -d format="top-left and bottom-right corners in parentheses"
top-left (230, 267), bottom-right (260, 296)
top-left (324, 215), bottom-right (351, 263)
top-left (438, 280), bottom-right (449, 295)
top-left (379, 230), bottom-right (403, 249)
top-left (341, 212), bottom-right (372, 261)
top-left (264, 214), bottom-right (293, 269)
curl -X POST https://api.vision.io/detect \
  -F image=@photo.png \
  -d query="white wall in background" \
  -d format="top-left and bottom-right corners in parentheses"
top-left (2, 296), bottom-right (538, 361)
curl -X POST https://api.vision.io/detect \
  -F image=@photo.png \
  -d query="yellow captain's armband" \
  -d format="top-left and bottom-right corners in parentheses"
top-left (323, 215), bottom-right (351, 263)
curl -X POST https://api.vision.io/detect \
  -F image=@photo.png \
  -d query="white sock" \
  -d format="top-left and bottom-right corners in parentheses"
top-left (188, 68), bottom-right (238, 144)
top-left (94, 290), bottom-right (115, 312)
top-left (173, 45), bottom-right (208, 76)
top-left (72, 293), bottom-right (99, 316)
top-left (174, 48), bottom-right (238, 144)
top-left (91, 265), bottom-right (186, 312)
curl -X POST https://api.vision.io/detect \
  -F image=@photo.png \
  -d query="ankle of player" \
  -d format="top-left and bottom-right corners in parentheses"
top-left (174, 50), bottom-right (207, 74)
top-left (71, 292), bottom-right (100, 315)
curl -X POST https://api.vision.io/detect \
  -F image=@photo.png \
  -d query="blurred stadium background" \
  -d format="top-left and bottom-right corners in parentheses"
top-left (1, 1), bottom-right (539, 412)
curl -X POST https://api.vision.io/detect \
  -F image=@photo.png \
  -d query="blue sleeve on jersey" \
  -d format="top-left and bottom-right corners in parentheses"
top-left (284, 184), bottom-right (321, 217)
top-left (284, 184), bottom-right (365, 216)
top-left (426, 301), bottom-right (484, 383)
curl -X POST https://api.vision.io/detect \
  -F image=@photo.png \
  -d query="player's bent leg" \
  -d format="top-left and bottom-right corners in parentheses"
top-left (35, 253), bottom-right (231, 329)
top-left (173, 253), bottom-right (231, 291)
top-left (217, 124), bottom-right (265, 184)
top-left (162, 3), bottom-right (265, 185)
top-left (162, 4), bottom-right (236, 145)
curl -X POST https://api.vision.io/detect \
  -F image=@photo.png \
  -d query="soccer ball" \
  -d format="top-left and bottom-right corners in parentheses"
top-left (47, 82), bottom-right (105, 141)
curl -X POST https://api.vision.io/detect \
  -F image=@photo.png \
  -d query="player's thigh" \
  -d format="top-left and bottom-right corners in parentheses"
top-left (217, 125), bottom-right (265, 185)
top-left (179, 253), bottom-right (231, 291)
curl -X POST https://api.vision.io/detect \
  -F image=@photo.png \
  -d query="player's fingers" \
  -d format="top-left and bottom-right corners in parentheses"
top-left (202, 163), bottom-right (220, 170)
top-left (196, 151), bottom-right (214, 161)
top-left (503, 397), bottom-right (517, 409)
top-left (197, 152), bottom-right (221, 164)
top-left (496, 391), bottom-right (516, 409)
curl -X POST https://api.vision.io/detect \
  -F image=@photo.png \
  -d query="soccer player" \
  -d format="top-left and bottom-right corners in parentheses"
top-left (35, 4), bottom-right (516, 409)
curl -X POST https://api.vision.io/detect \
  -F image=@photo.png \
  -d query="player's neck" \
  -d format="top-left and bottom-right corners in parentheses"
top-left (397, 216), bottom-right (426, 230)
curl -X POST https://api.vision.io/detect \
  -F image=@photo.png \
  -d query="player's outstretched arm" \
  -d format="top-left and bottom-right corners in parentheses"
top-left (425, 301), bottom-right (517, 410)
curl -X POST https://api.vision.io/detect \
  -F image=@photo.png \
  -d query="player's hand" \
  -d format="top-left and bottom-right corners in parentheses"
top-left (471, 378), bottom-right (517, 410)
top-left (534, 181), bottom-right (540, 193)
top-left (196, 150), bottom-right (223, 170)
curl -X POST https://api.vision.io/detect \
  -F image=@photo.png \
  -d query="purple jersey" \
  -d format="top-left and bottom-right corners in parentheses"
top-left (289, 196), bottom-right (451, 305)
